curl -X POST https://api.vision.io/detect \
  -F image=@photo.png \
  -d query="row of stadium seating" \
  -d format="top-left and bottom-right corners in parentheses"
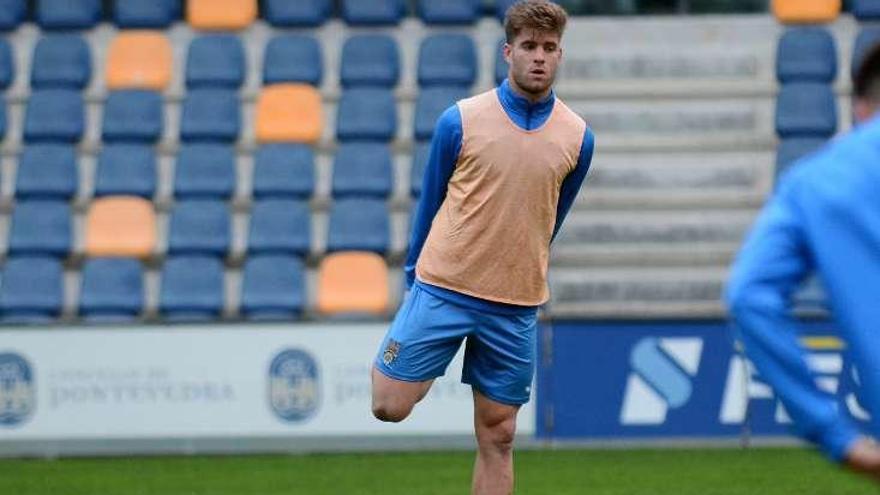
top-left (773, 0), bottom-right (880, 23)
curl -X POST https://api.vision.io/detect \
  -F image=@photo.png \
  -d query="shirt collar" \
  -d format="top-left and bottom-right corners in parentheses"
top-left (497, 78), bottom-right (555, 120)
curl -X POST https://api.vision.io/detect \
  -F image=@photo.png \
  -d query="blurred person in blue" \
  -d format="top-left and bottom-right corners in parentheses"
top-left (370, 1), bottom-right (594, 494)
top-left (726, 44), bottom-right (880, 481)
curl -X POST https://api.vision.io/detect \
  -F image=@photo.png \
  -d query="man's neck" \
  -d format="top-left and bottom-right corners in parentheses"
top-left (507, 77), bottom-right (552, 104)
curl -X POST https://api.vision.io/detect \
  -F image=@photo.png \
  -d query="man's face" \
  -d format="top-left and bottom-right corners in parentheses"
top-left (504, 29), bottom-right (563, 98)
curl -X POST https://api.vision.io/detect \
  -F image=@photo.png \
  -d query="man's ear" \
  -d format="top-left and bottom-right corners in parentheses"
top-left (503, 43), bottom-right (512, 65)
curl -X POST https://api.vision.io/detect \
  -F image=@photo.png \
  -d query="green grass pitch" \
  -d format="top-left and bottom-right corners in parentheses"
top-left (0, 448), bottom-right (876, 494)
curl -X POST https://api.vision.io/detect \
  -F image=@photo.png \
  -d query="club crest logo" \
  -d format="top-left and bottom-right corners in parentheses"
top-left (382, 340), bottom-right (401, 366)
top-left (0, 353), bottom-right (35, 427)
top-left (268, 349), bottom-right (320, 423)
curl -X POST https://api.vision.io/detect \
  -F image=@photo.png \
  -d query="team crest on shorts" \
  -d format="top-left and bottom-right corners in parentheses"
top-left (383, 340), bottom-right (401, 366)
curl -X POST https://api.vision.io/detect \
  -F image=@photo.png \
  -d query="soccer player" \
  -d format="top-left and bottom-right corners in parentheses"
top-left (371, 1), bottom-right (594, 493)
top-left (726, 44), bottom-right (880, 482)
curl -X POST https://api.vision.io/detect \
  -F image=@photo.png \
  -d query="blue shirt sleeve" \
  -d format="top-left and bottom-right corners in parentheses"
top-left (725, 177), bottom-right (861, 462)
top-left (405, 106), bottom-right (462, 288)
top-left (552, 128), bottom-right (594, 242)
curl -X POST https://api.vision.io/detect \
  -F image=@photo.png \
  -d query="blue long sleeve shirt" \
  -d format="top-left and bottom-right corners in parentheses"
top-left (725, 114), bottom-right (880, 462)
top-left (407, 79), bottom-right (595, 315)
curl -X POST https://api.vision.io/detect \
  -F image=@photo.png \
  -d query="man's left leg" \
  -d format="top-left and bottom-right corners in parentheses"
top-left (472, 389), bottom-right (520, 495)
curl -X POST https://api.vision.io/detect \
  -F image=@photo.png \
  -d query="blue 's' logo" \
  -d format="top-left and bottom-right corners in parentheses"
top-left (268, 349), bottom-right (320, 423)
top-left (0, 353), bottom-right (35, 427)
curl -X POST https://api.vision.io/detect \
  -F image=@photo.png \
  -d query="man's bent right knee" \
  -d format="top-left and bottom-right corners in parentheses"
top-left (371, 366), bottom-right (433, 423)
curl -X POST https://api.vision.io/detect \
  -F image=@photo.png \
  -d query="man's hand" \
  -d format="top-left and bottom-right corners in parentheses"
top-left (845, 436), bottom-right (880, 482)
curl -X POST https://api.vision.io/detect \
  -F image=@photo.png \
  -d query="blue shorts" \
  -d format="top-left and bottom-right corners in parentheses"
top-left (374, 283), bottom-right (537, 405)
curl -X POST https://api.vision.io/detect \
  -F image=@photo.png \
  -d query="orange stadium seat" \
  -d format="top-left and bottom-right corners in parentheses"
top-left (256, 84), bottom-right (323, 144)
top-left (105, 32), bottom-right (173, 90)
top-left (188, 0), bottom-right (257, 31)
top-left (317, 251), bottom-right (389, 316)
top-left (772, 0), bottom-right (840, 24)
top-left (85, 196), bottom-right (157, 258)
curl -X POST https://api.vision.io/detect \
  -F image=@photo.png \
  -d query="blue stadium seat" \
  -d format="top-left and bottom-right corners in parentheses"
top-left (776, 28), bottom-right (836, 83)
top-left (252, 144), bottom-right (314, 199)
top-left (248, 199), bottom-right (311, 256)
top-left (495, 38), bottom-right (508, 85)
top-left (264, 0), bottom-right (331, 27)
top-left (168, 199), bottom-right (230, 257)
top-left (0, 0), bottom-right (26, 31)
top-left (114, 0), bottom-right (177, 28)
top-left (495, 0), bottom-right (516, 21)
top-left (159, 255), bottom-right (224, 321)
top-left (336, 88), bottom-right (397, 141)
top-left (94, 144), bottom-right (156, 198)
top-left (16, 144), bottom-right (77, 199)
top-left (410, 142), bottom-right (430, 197)
top-left (853, 27), bottom-right (880, 79)
top-left (240, 254), bottom-right (305, 320)
top-left (79, 258), bottom-right (143, 322)
top-left (332, 142), bottom-right (393, 198)
top-left (341, 0), bottom-right (405, 26)
top-left (186, 35), bottom-right (245, 89)
top-left (418, 34), bottom-right (477, 88)
top-left (340, 34), bottom-right (400, 88)
top-left (8, 200), bottom-right (71, 257)
top-left (0, 39), bottom-right (11, 90)
top-left (418, 0), bottom-right (479, 25)
top-left (776, 137), bottom-right (827, 177)
top-left (31, 34), bottom-right (91, 89)
top-left (180, 89), bottom-right (240, 142)
top-left (263, 35), bottom-right (322, 86)
top-left (854, 0), bottom-right (880, 20)
top-left (37, 0), bottom-right (101, 30)
top-left (775, 83), bottom-right (837, 138)
top-left (0, 256), bottom-right (63, 323)
top-left (414, 87), bottom-right (469, 140)
top-left (174, 144), bottom-right (236, 199)
top-left (24, 89), bottom-right (83, 142)
top-left (102, 90), bottom-right (162, 143)
top-left (327, 198), bottom-right (389, 254)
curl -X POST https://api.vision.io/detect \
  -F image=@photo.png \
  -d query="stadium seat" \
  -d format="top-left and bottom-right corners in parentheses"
top-left (854, 0), bottom-right (880, 20)
top-left (775, 83), bottom-right (837, 138)
top-left (340, 0), bottom-right (405, 26)
top-left (167, 199), bottom-right (230, 257)
top-left (105, 32), bottom-right (172, 90)
top-left (332, 143), bottom-right (393, 198)
top-left (240, 255), bottom-right (305, 320)
top-left (187, 0), bottom-right (256, 30)
top-left (0, 39), bottom-right (11, 91)
top-left (495, 0), bottom-right (516, 21)
top-left (336, 89), bottom-right (397, 141)
top-left (174, 144), bottom-right (236, 199)
top-left (771, 0), bottom-right (840, 24)
top-left (248, 199), bottom-right (311, 256)
top-left (263, 35), bottom-right (322, 86)
top-left (16, 144), bottom-right (78, 199)
top-left (327, 198), bottom-right (389, 254)
top-left (776, 137), bottom-right (827, 176)
top-left (85, 196), bottom-right (156, 258)
top-left (180, 89), bottom-right (240, 142)
top-left (102, 90), bottom-right (163, 143)
top-left (0, 0), bottom-right (25, 31)
top-left (414, 87), bottom-right (470, 140)
top-left (24, 89), bottom-right (83, 143)
top-left (340, 34), bottom-right (400, 88)
top-left (776, 28), bottom-right (836, 83)
top-left (114, 0), bottom-right (178, 28)
top-left (410, 142), bottom-right (430, 197)
top-left (159, 255), bottom-right (224, 321)
top-left (317, 251), bottom-right (389, 316)
top-left (255, 84), bottom-right (323, 144)
top-left (495, 38), bottom-right (508, 85)
top-left (264, 0), bottom-right (331, 27)
top-left (7, 200), bottom-right (71, 257)
top-left (37, 0), bottom-right (101, 30)
top-left (252, 144), bottom-right (315, 199)
top-left (418, 34), bottom-right (478, 87)
top-left (186, 35), bottom-right (245, 89)
top-left (0, 256), bottom-right (63, 323)
top-left (852, 27), bottom-right (880, 79)
top-left (94, 144), bottom-right (156, 198)
top-left (79, 258), bottom-right (143, 321)
top-left (418, 0), bottom-right (479, 25)
top-left (31, 35), bottom-right (91, 89)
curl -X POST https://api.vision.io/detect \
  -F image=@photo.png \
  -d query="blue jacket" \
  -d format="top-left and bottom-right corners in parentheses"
top-left (726, 115), bottom-right (880, 461)
top-left (407, 79), bottom-right (594, 315)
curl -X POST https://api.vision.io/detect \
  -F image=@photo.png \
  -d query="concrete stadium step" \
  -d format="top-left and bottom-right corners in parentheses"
top-left (547, 266), bottom-right (728, 318)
